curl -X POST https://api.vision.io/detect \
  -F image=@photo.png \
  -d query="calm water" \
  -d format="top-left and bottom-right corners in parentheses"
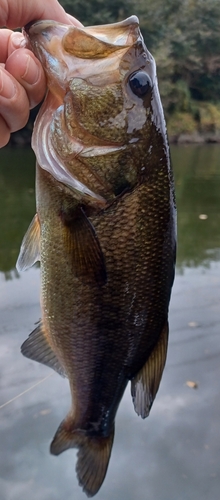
top-left (0, 145), bottom-right (220, 500)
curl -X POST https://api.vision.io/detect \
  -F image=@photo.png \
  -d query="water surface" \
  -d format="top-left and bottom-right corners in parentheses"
top-left (0, 145), bottom-right (220, 500)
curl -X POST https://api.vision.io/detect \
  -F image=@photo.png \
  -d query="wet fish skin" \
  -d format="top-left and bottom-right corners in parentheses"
top-left (17, 16), bottom-right (176, 497)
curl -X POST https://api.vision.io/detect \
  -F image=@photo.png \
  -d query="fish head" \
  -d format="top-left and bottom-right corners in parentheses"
top-left (24, 16), bottom-right (148, 98)
top-left (24, 17), bottom-right (169, 204)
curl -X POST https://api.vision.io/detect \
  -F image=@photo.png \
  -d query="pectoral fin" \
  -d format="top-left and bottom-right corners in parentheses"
top-left (21, 322), bottom-right (66, 378)
top-left (131, 321), bottom-right (169, 418)
top-left (16, 213), bottom-right (40, 271)
top-left (61, 206), bottom-right (107, 286)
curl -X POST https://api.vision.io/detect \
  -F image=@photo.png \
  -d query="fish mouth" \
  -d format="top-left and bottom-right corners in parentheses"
top-left (23, 17), bottom-right (141, 91)
top-left (24, 17), bottom-right (148, 203)
top-left (24, 16), bottom-right (140, 48)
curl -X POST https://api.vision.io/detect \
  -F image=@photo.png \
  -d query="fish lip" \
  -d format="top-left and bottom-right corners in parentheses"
top-left (23, 16), bottom-right (140, 48)
top-left (23, 20), bottom-right (68, 47)
top-left (24, 20), bottom-right (38, 34)
top-left (24, 15), bottom-right (139, 33)
top-left (22, 17), bottom-right (143, 88)
top-left (24, 19), bottom-right (62, 36)
top-left (116, 15), bottom-right (139, 26)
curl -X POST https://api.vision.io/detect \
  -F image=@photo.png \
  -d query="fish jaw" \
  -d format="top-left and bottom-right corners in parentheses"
top-left (23, 16), bottom-right (141, 95)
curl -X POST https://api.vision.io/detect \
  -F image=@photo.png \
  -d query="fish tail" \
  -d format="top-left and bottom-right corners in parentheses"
top-left (50, 418), bottom-right (115, 497)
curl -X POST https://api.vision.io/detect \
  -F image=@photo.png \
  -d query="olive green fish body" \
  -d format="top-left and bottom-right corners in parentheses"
top-left (36, 158), bottom-right (174, 424)
top-left (17, 16), bottom-right (176, 497)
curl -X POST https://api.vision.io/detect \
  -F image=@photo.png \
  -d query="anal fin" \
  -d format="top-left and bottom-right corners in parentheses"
top-left (16, 213), bottom-right (40, 271)
top-left (21, 321), bottom-right (66, 378)
top-left (131, 321), bottom-right (169, 418)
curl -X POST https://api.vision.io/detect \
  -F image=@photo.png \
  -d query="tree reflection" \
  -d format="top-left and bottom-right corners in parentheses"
top-left (0, 148), bottom-right (35, 277)
top-left (172, 144), bottom-right (220, 269)
top-left (0, 145), bottom-right (220, 277)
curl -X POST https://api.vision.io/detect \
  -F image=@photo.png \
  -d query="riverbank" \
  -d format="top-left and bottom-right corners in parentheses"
top-left (9, 128), bottom-right (220, 147)
top-left (169, 132), bottom-right (220, 144)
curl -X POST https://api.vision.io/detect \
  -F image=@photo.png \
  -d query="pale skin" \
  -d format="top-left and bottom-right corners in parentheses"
top-left (0, 0), bottom-right (82, 147)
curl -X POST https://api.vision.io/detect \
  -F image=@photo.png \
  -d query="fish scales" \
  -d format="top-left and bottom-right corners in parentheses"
top-left (17, 15), bottom-right (176, 497)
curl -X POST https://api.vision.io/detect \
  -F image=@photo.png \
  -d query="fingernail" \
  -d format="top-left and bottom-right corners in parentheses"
top-left (0, 69), bottom-right (16, 99)
top-left (10, 32), bottom-right (26, 50)
top-left (21, 55), bottom-right (40, 85)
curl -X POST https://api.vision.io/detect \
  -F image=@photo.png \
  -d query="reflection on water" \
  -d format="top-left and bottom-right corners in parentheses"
top-left (0, 144), bottom-right (220, 500)
top-left (172, 144), bottom-right (220, 269)
top-left (1, 144), bottom-right (220, 276)
top-left (0, 148), bottom-right (35, 277)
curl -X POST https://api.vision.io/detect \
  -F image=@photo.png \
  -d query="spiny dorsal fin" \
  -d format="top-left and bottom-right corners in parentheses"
top-left (50, 416), bottom-right (114, 497)
top-left (16, 213), bottom-right (40, 272)
top-left (131, 321), bottom-right (169, 418)
top-left (60, 206), bottom-right (107, 286)
top-left (21, 322), bottom-right (66, 378)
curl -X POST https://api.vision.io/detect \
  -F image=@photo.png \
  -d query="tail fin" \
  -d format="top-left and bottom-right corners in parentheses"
top-left (50, 418), bottom-right (114, 497)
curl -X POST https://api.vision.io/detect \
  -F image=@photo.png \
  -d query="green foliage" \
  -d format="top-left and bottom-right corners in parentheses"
top-left (148, 0), bottom-right (220, 127)
top-left (167, 112), bottom-right (197, 137)
top-left (59, 0), bottom-right (134, 25)
top-left (198, 102), bottom-right (220, 133)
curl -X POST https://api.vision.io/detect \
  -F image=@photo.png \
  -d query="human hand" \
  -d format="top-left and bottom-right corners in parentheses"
top-left (0, 0), bottom-right (82, 147)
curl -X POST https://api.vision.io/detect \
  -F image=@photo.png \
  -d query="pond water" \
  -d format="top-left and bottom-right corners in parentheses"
top-left (0, 145), bottom-right (220, 500)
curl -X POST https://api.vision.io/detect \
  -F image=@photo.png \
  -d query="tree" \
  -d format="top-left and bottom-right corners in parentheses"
top-left (59, 0), bottom-right (135, 26)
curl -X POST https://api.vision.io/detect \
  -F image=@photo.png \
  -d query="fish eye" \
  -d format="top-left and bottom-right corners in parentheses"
top-left (129, 71), bottom-right (152, 98)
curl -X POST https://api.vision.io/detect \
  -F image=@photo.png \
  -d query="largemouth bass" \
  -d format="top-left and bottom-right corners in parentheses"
top-left (17, 16), bottom-right (176, 497)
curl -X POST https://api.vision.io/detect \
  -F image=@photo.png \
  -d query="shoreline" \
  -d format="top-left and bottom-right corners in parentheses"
top-left (8, 129), bottom-right (220, 147)
top-left (169, 132), bottom-right (220, 145)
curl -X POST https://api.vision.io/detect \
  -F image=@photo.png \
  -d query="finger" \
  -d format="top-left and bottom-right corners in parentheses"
top-left (66, 14), bottom-right (84, 27)
top-left (5, 48), bottom-right (46, 109)
top-left (7, 31), bottom-right (26, 57)
top-left (0, 114), bottom-right (10, 147)
top-left (2, 0), bottom-right (83, 29)
top-left (0, 28), bottom-right (13, 62)
top-left (0, 67), bottom-right (29, 134)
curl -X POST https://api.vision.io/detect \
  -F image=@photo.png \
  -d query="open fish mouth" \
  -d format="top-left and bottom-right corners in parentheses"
top-left (23, 16), bottom-right (153, 204)
top-left (23, 16), bottom-right (142, 90)
top-left (24, 15), bottom-right (140, 51)
top-left (22, 17), bottom-right (144, 202)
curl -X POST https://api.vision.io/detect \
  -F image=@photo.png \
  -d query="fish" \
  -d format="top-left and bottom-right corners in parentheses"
top-left (17, 15), bottom-right (176, 497)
